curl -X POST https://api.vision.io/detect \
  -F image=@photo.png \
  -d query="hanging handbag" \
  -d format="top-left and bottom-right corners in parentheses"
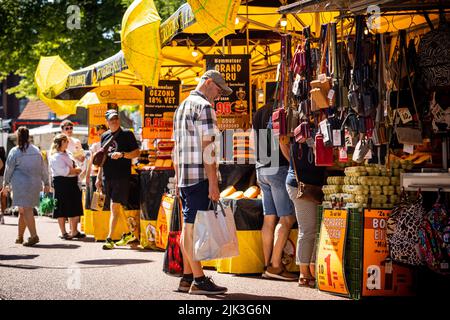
top-left (394, 30), bottom-right (423, 146)
top-left (314, 133), bottom-right (334, 166)
top-left (352, 137), bottom-right (371, 163)
top-left (272, 107), bottom-right (287, 136)
top-left (163, 195), bottom-right (184, 277)
top-left (387, 191), bottom-right (426, 266)
top-left (294, 121), bottom-right (311, 144)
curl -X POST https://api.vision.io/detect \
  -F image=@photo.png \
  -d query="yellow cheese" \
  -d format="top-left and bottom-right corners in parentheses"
top-left (244, 186), bottom-right (260, 199)
top-left (154, 159), bottom-right (164, 167)
top-left (227, 191), bottom-right (244, 200)
top-left (220, 186), bottom-right (236, 198)
top-left (163, 159), bottom-right (173, 167)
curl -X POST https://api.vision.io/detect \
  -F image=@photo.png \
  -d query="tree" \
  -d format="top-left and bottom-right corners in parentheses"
top-left (0, 0), bottom-right (185, 99)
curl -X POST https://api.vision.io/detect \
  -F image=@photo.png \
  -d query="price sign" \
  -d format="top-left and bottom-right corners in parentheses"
top-left (317, 209), bottom-right (350, 296)
top-left (362, 209), bottom-right (416, 296)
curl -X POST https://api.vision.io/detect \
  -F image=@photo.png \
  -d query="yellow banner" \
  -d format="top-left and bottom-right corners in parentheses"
top-left (362, 209), bottom-right (416, 296)
top-left (317, 209), bottom-right (349, 296)
top-left (88, 104), bottom-right (108, 144)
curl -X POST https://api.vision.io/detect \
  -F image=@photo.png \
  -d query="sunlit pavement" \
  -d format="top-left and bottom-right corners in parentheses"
top-left (0, 215), bottom-right (347, 300)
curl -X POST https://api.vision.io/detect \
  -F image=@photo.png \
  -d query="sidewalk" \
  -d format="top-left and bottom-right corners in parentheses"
top-left (0, 215), bottom-right (346, 300)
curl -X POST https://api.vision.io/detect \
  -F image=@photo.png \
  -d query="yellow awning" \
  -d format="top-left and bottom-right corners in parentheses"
top-left (76, 85), bottom-right (144, 108)
top-left (187, 0), bottom-right (242, 43)
top-left (121, 0), bottom-right (162, 87)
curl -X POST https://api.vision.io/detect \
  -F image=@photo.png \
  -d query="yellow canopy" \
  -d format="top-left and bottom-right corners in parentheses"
top-left (187, 0), bottom-right (242, 43)
top-left (121, 0), bottom-right (162, 87)
top-left (35, 56), bottom-right (78, 115)
top-left (75, 85), bottom-right (144, 108)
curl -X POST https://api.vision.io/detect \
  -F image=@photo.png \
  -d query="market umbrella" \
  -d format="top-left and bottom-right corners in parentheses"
top-left (121, 0), bottom-right (162, 87)
top-left (76, 85), bottom-right (144, 108)
top-left (187, 0), bottom-right (241, 43)
top-left (35, 56), bottom-right (78, 115)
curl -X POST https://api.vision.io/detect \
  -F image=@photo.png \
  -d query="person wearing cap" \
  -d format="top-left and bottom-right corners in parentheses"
top-left (95, 110), bottom-right (140, 250)
top-left (172, 69), bottom-right (232, 295)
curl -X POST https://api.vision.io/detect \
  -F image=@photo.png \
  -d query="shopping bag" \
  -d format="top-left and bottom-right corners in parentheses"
top-left (38, 192), bottom-right (57, 216)
top-left (155, 194), bottom-right (174, 250)
top-left (193, 201), bottom-right (239, 261)
top-left (163, 195), bottom-right (184, 277)
top-left (90, 191), bottom-right (105, 211)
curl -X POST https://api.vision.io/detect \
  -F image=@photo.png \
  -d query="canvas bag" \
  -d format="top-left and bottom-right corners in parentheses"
top-left (193, 201), bottom-right (239, 261)
top-left (163, 195), bottom-right (184, 277)
top-left (90, 191), bottom-right (105, 211)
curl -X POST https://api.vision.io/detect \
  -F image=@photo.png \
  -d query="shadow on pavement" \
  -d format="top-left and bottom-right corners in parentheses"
top-left (206, 293), bottom-right (296, 300)
top-left (76, 259), bottom-right (153, 266)
top-left (0, 263), bottom-right (40, 270)
top-left (33, 244), bottom-right (81, 249)
top-left (0, 254), bottom-right (39, 261)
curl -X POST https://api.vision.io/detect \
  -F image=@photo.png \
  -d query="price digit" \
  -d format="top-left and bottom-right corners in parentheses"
top-left (324, 254), bottom-right (333, 287)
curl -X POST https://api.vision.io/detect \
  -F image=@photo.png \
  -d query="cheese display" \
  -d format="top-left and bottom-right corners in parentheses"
top-left (227, 191), bottom-right (245, 200)
top-left (322, 162), bottom-right (411, 209)
top-left (220, 186), bottom-right (237, 198)
top-left (243, 186), bottom-right (260, 199)
top-left (220, 185), bottom-right (261, 200)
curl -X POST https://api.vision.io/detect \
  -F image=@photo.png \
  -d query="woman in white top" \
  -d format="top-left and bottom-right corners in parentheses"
top-left (49, 134), bottom-right (84, 240)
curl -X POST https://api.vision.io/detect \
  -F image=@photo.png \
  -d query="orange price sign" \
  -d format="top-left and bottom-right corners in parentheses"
top-left (317, 209), bottom-right (350, 296)
top-left (362, 209), bottom-right (416, 296)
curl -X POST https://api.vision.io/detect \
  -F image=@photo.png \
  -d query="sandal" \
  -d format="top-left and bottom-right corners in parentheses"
top-left (59, 233), bottom-right (72, 240)
top-left (298, 277), bottom-right (316, 288)
top-left (23, 236), bottom-right (40, 247)
top-left (71, 232), bottom-right (86, 239)
top-left (15, 237), bottom-right (24, 244)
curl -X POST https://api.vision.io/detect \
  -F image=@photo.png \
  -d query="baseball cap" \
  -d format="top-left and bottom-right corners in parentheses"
top-left (201, 70), bottom-right (233, 96)
top-left (105, 109), bottom-right (119, 120)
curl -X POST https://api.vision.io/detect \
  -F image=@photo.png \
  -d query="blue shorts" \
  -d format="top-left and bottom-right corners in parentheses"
top-left (257, 166), bottom-right (294, 217)
top-left (180, 180), bottom-right (210, 224)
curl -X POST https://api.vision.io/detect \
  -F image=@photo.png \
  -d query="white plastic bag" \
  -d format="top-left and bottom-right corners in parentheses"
top-left (193, 201), bottom-right (239, 261)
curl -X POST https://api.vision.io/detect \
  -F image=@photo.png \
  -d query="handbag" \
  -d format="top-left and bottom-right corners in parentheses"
top-left (272, 107), bottom-right (287, 136)
top-left (92, 130), bottom-right (120, 167)
top-left (387, 191), bottom-right (426, 266)
top-left (314, 133), bottom-right (334, 166)
top-left (286, 105), bottom-right (300, 136)
top-left (291, 144), bottom-right (323, 204)
top-left (90, 191), bottom-right (105, 211)
top-left (352, 137), bottom-right (371, 163)
top-left (294, 121), bottom-right (311, 144)
top-left (193, 201), bottom-right (239, 261)
top-left (394, 30), bottom-right (423, 146)
top-left (163, 195), bottom-right (184, 277)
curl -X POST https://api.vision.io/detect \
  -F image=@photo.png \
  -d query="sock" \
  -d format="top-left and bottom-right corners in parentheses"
top-left (182, 274), bottom-right (193, 281)
top-left (194, 276), bottom-right (206, 283)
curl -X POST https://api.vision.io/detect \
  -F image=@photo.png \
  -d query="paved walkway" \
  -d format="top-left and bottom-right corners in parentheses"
top-left (0, 215), bottom-right (347, 300)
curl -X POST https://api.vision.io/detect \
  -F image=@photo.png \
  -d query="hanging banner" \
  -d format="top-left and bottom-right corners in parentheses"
top-left (143, 80), bottom-right (181, 139)
top-left (362, 209), bottom-right (416, 296)
top-left (317, 209), bottom-right (350, 296)
top-left (88, 104), bottom-right (108, 145)
top-left (205, 54), bottom-right (251, 130)
top-left (95, 51), bottom-right (128, 82)
top-left (159, 3), bottom-right (196, 47)
top-left (66, 69), bottom-right (93, 89)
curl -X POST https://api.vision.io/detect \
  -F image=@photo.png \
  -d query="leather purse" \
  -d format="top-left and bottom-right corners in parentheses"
top-left (286, 106), bottom-right (300, 136)
top-left (294, 121), bottom-right (311, 144)
top-left (352, 137), bottom-right (371, 163)
top-left (272, 108), bottom-right (287, 136)
top-left (315, 133), bottom-right (334, 166)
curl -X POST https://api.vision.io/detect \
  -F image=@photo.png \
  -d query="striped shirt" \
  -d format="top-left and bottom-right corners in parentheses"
top-left (173, 90), bottom-right (220, 187)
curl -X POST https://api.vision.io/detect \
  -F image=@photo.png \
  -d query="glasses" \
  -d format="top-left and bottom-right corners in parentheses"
top-left (63, 126), bottom-right (73, 131)
top-left (211, 81), bottom-right (223, 95)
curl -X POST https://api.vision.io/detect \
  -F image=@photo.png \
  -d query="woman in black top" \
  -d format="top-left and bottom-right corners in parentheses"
top-left (281, 140), bottom-right (325, 287)
top-left (0, 147), bottom-right (6, 224)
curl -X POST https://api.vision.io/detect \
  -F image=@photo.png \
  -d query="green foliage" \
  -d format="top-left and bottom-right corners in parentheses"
top-left (0, 0), bottom-right (185, 99)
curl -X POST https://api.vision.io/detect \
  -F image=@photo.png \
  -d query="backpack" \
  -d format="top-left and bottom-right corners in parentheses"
top-left (418, 200), bottom-right (450, 275)
top-left (417, 14), bottom-right (450, 89)
top-left (386, 192), bottom-right (426, 266)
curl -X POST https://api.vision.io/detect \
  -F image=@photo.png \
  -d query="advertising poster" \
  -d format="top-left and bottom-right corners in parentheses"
top-left (317, 209), bottom-right (350, 296)
top-left (204, 54), bottom-right (251, 131)
top-left (362, 209), bottom-right (416, 296)
top-left (88, 104), bottom-right (108, 145)
top-left (143, 80), bottom-right (181, 139)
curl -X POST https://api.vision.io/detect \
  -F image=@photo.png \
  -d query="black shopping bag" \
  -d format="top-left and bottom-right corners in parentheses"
top-left (163, 195), bottom-right (184, 277)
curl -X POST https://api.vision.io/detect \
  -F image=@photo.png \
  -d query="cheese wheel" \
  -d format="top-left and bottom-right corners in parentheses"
top-left (163, 159), bottom-right (173, 167)
top-left (244, 186), bottom-right (260, 199)
top-left (220, 186), bottom-right (236, 198)
top-left (227, 191), bottom-right (244, 200)
top-left (155, 159), bottom-right (164, 167)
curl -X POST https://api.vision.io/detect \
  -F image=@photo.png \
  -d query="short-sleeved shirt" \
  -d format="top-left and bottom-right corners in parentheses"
top-left (173, 90), bottom-right (220, 188)
top-left (252, 104), bottom-right (290, 169)
top-left (49, 152), bottom-right (77, 178)
top-left (101, 128), bottom-right (139, 179)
